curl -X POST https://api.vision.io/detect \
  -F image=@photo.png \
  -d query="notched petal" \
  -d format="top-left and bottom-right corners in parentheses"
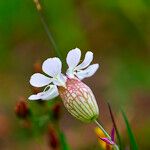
top-left (66, 48), bottom-right (81, 68)
top-left (30, 73), bottom-right (52, 87)
top-left (76, 51), bottom-right (93, 70)
top-left (76, 64), bottom-right (99, 80)
top-left (42, 57), bottom-right (62, 77)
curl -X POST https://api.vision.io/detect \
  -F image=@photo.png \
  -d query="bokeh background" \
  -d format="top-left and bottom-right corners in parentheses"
top-left (0, 0), bottom-right (150, 149)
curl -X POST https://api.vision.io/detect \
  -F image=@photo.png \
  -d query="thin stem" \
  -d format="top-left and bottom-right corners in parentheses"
top-left (38, 13), bottom-right (58, 52)
top-left (114, 145), bottom-right (119, 150)
top-left (95, 120), bottom-right (111, 139)
top-left (94, 120), bottom-right (119, 150)
top-left (33, 0), bottom-right (62, 59)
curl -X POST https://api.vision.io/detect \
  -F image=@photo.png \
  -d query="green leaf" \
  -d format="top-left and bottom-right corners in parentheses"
top-left (58, 130), bottom-right (71, 150)
top-left (121, 109), bottom-right (138, 150)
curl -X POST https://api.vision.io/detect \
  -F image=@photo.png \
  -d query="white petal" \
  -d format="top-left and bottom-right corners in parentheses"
top-left (66, 48), bottom-right (81, 68)
top-left (42, 85), bottom-right (59, 100)
top-left (76, 51), bottom-right (93, 70)
top-left (66, 68), bottom-right (75, 78)
top-left (28, 93), bottom-right (42, 100)
top-left (58, 74), bottom-right (67, 83)
top-left (76, 64), bottom-right (99, 80)
top-left (28, 85), bottom-right (59, 100)
top-left (30, 73), bottom-right (52, 87)
top-left (53, 73), bottom-right (67, 86)
top-left (42, 57), bottom-right (62, 77)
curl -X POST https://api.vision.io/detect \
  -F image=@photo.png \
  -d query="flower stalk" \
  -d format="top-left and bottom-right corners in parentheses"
top-left (94, 120), bottom-right (119, 150)
top-left (33, 0), bottom-right (62, 60)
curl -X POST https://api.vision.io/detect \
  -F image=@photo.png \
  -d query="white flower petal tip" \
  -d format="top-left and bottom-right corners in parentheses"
top-left (28, 94), bottom-right (41, 100)
top-left (28, 85), bottom-right (59, 101)
top-left (42, 57), bottom-right (62, 77)
top-left (66, 48), bottom-right (81, 68)
top-left (30, 73), bottom-right (52, 87)
top-left (76, 64), bottom-right (99, 80)
top-left (76, 51), bottom-right (93, 70)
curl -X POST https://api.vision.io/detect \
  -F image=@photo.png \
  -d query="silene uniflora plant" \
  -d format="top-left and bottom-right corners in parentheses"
top-left (29, 48), bottom-right (99, 122)
top-left (28, 48), bottom-right (119, 150)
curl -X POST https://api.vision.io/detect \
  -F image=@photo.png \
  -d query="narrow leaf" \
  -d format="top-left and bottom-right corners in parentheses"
top-left (111, 127), bottom-right (115, 142)
top-left (58, 130), bottom-right (71, 150)
top-left (121, 109), bottom-right (138, 150)
top-left (107, 103), bottom-right (123, 150)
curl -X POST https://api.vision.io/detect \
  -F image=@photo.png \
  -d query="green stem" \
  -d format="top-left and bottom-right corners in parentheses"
top-left (38, 12), bottom-right (58, 53)
top-left (94, 120), bottom-right (119, 150)
top-left (95, 120), bottom-right (111, 139)
top-left (33, 0), bottom-right (63, 60)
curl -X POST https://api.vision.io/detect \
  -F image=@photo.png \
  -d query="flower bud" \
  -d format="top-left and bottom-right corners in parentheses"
top-left (47, 126), bottom-right (59, 149)
top-left (33, 61), bottom-right (42, 73)
top-left (15, 97), bottom-right (30, 119)
top-left (52, 102), bottom-right (62, 121)
top-left (58, 78), bottom-right (99, 123)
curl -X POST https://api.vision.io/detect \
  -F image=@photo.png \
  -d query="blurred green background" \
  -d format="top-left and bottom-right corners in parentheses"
top-left (0, 0), bottom-right (150, 149)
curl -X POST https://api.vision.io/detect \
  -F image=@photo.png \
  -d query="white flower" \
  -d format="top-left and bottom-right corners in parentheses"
top-left (28, 57), bottom-right (66, 100)
top-left (28, 48), bottom-right (100, 122)
top-left (66, 48), bottom-right (99, 80)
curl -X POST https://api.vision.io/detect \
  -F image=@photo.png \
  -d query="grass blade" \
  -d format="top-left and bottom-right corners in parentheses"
top-left (107, 103), bottom-right (123, 150)
top-left (121, 109), bottom-right (138, 150)
top-left (58, 130), bottom-right (71, 150)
